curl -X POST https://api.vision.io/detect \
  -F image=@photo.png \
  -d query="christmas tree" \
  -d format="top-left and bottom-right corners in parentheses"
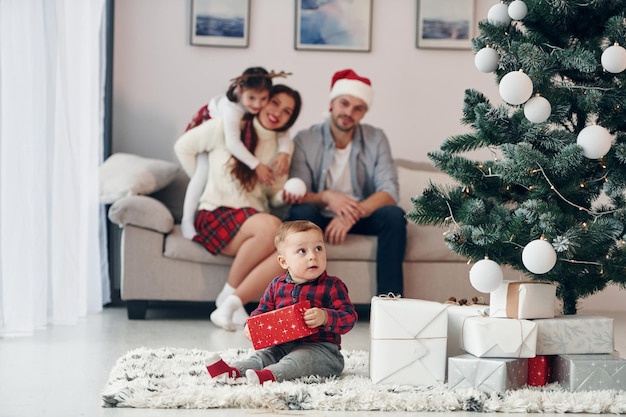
top-left (406, 0), bottom-right (626, 315)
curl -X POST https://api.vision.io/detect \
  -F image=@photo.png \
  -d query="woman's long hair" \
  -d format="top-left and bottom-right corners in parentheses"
top-left (231, 84), bottom-right (302, 191)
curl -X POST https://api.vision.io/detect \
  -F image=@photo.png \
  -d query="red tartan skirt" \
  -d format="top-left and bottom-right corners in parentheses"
top-left (192, 207), bottom-right (258, 255)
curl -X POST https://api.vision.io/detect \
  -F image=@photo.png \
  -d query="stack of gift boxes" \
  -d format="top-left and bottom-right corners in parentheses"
top-left (369, 282), bottom-right (625, 393)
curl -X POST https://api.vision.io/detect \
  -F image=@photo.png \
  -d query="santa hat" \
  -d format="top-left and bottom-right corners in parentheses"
top-left (329, 69), bottom-right (373, 109)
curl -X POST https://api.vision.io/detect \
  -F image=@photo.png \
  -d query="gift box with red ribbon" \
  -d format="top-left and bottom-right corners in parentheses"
top-left (247, 300), bottom-right (317, 350)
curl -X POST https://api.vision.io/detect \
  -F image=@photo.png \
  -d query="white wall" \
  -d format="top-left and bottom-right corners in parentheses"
top-left (112, 0), bottom-right (624, 311)
top-left (112, 0), bottom-right (501, 163)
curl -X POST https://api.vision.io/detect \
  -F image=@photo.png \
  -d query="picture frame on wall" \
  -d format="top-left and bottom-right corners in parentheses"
top-left (416, 0), bottom-right (474, 50)
top-left (295, 0), bottom-right (372, 52)
top-left (190, 0), bottom-right (250, 47)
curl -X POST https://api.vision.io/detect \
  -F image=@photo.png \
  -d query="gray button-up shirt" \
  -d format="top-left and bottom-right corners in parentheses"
top-left (289, 120), bottom-right (399, 203)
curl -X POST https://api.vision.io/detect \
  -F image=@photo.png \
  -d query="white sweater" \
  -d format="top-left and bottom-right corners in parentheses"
top-left (174, 117), bottom-right (292, 212)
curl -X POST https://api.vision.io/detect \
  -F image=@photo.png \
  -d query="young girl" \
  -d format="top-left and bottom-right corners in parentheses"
top-left (180, 67), bottom-right (293, 239)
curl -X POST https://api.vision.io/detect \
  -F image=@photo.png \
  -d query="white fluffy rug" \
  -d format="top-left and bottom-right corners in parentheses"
top-left (102, 347), bottom-right (626, 413)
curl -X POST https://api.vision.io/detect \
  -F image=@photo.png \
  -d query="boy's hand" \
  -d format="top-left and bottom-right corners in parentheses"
top-left (255, 163), bottom-right (274, 185)
top-left (243, 323), bottom-right (251, 340)
top-left (303, 307), bottom-right (328, 328)
top-left (272, 152), bottom-right (290, 177)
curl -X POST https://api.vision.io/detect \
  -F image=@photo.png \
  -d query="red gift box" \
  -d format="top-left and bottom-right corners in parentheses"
top-left (528, 355), bottom-right (554, 386)
top-left (247, 300), bottom-right (318, 350)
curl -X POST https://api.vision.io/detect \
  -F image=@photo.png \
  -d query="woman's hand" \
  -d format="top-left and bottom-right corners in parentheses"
top-left (254, 163), bottom-right (274, 185)
top-left (282, 189), bottom-right (304, 205)
top-left (303, 307), bottom-right (328, 328)
top-left (272, 152), bottom-right (290, 177)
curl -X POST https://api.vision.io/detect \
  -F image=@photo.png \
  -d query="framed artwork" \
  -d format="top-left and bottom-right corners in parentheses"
top-left (416, 0), bottom-right (474, 49)
top-left (295, 0), bottom-right (372, 52)
top-left (190, 0), bottom-right (250, 47)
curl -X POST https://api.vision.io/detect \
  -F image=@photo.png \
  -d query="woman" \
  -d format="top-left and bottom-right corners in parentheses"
top-left (174, 84), bottom-right (302, 331)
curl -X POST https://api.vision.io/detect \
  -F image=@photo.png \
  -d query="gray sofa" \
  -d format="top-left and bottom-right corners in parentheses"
top-left (108, 159), bottom-right (512, 319)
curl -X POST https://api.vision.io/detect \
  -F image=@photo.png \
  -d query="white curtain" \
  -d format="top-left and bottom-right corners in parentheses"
top-left (0, 0), bottom-right (109, 336)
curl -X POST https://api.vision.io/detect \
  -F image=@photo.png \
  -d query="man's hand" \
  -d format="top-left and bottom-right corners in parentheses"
top-left (303, 307), bottom-right (328, 328)
top-left (324, 216), bottom-right (352, 245)
top-left (323, 190), bottom-right (365, 223)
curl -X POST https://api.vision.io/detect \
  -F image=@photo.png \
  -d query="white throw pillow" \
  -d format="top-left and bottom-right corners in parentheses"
top-left (99, 153), bottom-right (181, 204)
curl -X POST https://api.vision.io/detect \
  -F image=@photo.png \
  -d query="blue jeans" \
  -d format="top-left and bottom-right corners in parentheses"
top-left (233, 341), bottom-right (344, 382)
top-left (285, 204), bottom-right (406, 295)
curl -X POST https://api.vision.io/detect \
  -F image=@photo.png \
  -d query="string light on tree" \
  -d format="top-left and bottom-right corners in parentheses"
top-left (522, 238), bottom-right (557, 274)
top-left (601, 43), bottom-right (626, 74)
top-left (469, 257), bottom-right (504, 293)
top-left (576, 124), bottom-right (613, 159)
top-left (499, 70), bottom-right (534, 105)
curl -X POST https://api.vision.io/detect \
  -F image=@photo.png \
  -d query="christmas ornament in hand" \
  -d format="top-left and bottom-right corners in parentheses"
top-left (283, 177), bottom-right (307, 198)
top-left (522, 239), bottom-right (557, 274)
top-left (469, 257), bottom-right (503, 293)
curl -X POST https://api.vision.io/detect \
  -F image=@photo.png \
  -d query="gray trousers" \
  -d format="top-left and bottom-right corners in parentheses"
top-left (233, 341), bottom-right (344, 382)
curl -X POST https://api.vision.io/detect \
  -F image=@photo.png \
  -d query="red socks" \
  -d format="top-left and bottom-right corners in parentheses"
top-left (205, 357), bottom-right (241, 379)
top-left (205, 353), bottom-right (275, 384)
top-left (245, 369), bottom-right (276, 385)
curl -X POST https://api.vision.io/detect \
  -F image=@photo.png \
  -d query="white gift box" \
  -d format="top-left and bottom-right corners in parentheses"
top-left (446, 304), bottom-right (489, 358)
top-left (534, 315), bottom-right (614, 355)
top-left (461, 316), bottom-right (537, 358)
top-left (448, 354), bottom-right (528, 393)
top-left (490, 281), bottom-right (556, 319)
top-left (370, 296), bottom-right (448, 386)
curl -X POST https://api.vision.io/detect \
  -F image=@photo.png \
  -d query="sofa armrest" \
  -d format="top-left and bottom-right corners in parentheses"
top-left (108, 195), bottom-right (174, 234)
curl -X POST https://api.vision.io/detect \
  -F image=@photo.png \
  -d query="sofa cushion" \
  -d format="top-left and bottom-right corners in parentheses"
top-left (164, 226), bottom-right (233, 266)
top-left (108, 195), bottom-right (174, 234)
top-left (99, 153), bottom-right (181, 204)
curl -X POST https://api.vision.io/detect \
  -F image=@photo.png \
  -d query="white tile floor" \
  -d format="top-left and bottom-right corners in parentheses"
top-left (0, 303), bottom-right (624, 417)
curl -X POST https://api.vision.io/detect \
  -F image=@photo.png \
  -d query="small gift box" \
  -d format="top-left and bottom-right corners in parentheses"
top-left (446, 304), bottom-right (489, 358)
top-left (534, 315), bottom-right (614, 355)
top-left (247, 300), bottom-right (317, 350)
top-left (490, 281), bottom-right (556, 319)
top-left (448, 354), bottom-right (528, 393)
top-left (370, 295), bottom-right (448, 386)
top-left (553, 352), bottom-right (626, 391)
top-left (528, 355), bottom-right (554, 386)
top-left (461, 316), bottom-right (537, 358)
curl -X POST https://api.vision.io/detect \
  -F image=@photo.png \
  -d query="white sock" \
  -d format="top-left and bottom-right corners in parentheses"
top-left (216, 283), bottom-right (236, 307)
top-left (210, 295), bottom-right (242, 332)
top-left (232, 306), bottom-right (249, 327)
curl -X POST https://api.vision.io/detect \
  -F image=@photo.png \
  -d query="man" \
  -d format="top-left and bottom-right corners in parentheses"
top-left (285, 68), bottom-right (406, 296)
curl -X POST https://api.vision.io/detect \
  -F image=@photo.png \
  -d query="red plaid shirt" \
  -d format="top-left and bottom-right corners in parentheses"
top-left (250, 271), bottom-right (357, 349)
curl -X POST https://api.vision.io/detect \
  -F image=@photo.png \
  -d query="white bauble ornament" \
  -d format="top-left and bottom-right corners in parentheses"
top-left (508, 0), bottom-right (528, 20)
top-left (601, 44), bottom-right (626, 74)
top-left (576, 124), bottom-right (613, 159)
top-left (283, 177), bottom-right (307, 197)
top-left (488, 3), bottom-right (511, 26)
top-left (469, 258), bottom-right (504, 293)
top-left (522, 239), bottom-right (557, 274)
top-left (475, 47), bottom-right (500, 73)
top-left (499, 70), bottom-right (534, 105)
top-left (524, 95), bottom-right (551, 123)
